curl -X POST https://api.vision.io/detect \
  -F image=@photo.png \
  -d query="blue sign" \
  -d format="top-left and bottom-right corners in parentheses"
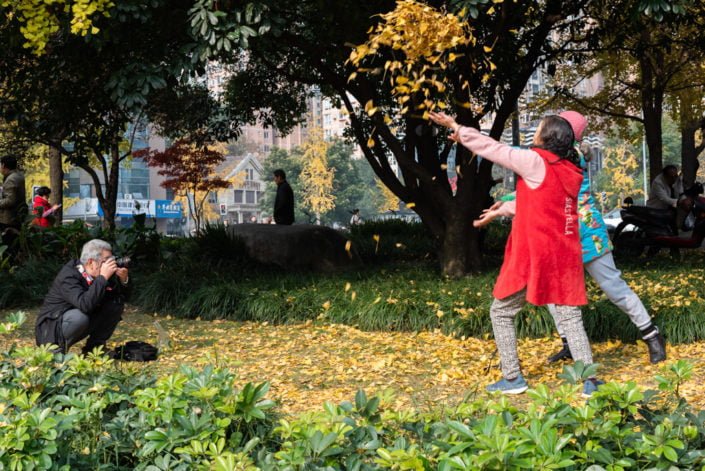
top-left (96, 199), bottom-right (182, 219)
top-left (155, 200), bottom-right (183, 219)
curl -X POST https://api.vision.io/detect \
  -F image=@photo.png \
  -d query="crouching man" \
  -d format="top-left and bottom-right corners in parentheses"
top-left (35, 239), bottom-right (129, 354)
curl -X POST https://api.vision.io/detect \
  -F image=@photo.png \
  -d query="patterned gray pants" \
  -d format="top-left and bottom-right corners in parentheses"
top-left (490, 289), bottom-right (594, 379)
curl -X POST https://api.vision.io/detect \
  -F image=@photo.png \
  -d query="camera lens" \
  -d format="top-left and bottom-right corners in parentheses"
top-left (114, 256), bottom-right (131, 268)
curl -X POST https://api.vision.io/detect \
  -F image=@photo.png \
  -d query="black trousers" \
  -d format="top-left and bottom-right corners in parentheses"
top-left (61, 301), bottom-right (124, 354)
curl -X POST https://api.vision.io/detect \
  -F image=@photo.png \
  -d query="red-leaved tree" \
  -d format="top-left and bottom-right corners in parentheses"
top-left (138, 139), bottom-right (230, 234)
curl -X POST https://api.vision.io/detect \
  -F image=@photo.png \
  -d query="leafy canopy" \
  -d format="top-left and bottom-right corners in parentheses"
top-left (3, 0), bottom-right (114, 54)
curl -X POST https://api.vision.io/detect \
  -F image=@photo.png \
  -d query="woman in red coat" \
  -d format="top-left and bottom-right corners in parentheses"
top-left (430, 111), bottom-right (603, 397)
top-left (33, 186), bottom-right (60, 228)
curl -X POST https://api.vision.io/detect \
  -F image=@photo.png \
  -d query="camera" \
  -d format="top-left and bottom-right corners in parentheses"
top-left (114, 256), bottom-right (131, 268)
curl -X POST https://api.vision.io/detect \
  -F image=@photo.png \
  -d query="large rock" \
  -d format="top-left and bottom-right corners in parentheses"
top-left (230, 224), bottom-right (361, 272)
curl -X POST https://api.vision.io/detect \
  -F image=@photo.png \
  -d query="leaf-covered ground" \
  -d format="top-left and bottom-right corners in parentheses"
top-left (3, 308), bottom-right (704, 414)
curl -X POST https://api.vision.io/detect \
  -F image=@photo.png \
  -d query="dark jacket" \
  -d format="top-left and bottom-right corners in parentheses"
top-left (274, 180), bottom-right (295, 225)
top-left (0, 169), bottom-right (28, 227)
top-left (35, 260), bottom-right (127, 346)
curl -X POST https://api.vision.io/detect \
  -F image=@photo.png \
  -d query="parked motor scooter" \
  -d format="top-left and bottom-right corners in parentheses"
top-left (612, 182), bottom-right (703, 257)
top-left (652, 196), bottom-right (705, 255)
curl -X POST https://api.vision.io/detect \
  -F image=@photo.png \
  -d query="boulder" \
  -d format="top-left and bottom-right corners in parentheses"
top-left (230, 224), bottom-right (361, 272)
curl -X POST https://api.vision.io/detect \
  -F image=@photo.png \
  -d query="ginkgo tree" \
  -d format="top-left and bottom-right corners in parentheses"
top-left (595, 145), bottom-right (645, 210)
top-left (546, 0), bottom-right (705, 184)
top-left (221, 0), bottom-right (591, 276)
top-left (300, 129), bottom-right (336, 225)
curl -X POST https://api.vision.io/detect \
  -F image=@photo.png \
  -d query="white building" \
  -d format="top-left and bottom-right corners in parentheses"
top-left (212, 154), bottom-right (267, 224)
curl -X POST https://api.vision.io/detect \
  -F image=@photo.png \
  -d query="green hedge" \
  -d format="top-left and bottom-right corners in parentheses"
top-left (1, 314), bottom-right (704, 470)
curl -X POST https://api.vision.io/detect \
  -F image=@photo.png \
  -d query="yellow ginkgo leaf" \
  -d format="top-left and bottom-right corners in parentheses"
top-left (344, 282), bottom-right (351, 292)
top-left (406, 202), bottom-right (416, 208)
top-left (367, 137), bottom-right (376, 148)
top-left (322, 301), bottom-right (331, 310)
top-left (483, 45), bottom-right (493, 53)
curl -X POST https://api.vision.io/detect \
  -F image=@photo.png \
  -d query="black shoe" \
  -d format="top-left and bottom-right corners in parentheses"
top-left (547, 344), bottom-right (573, 363)
top-left (644, 333), bottom-right (666, 364)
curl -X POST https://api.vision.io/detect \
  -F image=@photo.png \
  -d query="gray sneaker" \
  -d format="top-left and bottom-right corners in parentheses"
top-left (486, 374), bottom-right (529, 394)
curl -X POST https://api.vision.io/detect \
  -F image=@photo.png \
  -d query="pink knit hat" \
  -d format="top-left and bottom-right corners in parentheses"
top-left (559, 110), bottom-right (587, 141)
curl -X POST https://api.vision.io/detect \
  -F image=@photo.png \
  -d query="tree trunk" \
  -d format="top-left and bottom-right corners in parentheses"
top-left (680, 117), bottom-right (704, 188)
top-left (439, 211), bottom-right (473, 278)
top-left (639, 31), bottom-right (665, 183)
top-left (102, 143), bottom-right (121, 230)
top-left (642, 106), bottom-right (663, 184)
top-left (48, 145), bottom-right (63, 225)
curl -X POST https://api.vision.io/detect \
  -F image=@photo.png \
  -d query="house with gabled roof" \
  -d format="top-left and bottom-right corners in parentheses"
top-left (210, 153), bottom-right (267, 225)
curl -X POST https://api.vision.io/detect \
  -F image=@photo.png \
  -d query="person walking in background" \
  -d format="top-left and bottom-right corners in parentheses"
top-left (430, 111), bottom-right (603, 397)
top-left (0, 154), bottom-right (28, 245)
top-left (350, 208), bottom-right (362, 226)
top-left (475, 111), bottom-right (666, 364)
top-left (32, 186), bottom-right (61, 228)
top-left (273, 169), bottom-right (295, 225)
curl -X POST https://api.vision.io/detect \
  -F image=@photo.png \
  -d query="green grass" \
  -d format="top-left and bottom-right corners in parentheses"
top-left (125, 251), bottom-right (705, 345)
top-left (4, 220), bottom-right (704, 345)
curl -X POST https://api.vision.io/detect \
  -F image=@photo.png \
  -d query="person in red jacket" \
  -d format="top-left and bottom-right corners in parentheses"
top-left (32, 186), bottom-right (60, 228)
top-left (430, 111), bottom-right (603, 397)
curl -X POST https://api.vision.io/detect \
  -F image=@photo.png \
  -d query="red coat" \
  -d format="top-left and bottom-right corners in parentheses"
top-left (33, 195), bottom-right (52, 228)
top-left (493, 148), bottom-right (587, 306)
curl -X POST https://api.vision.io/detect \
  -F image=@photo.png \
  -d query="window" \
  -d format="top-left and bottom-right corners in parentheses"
top-left (118, 158), bottom-right (150, 199)
top-left (263, 145), bottom-right (270, 152)
top-left (245, 168), bottom-right (254, 180)
top-left (234, 190), bottom-right (244, 203)
top-left (264, 131), bottom-right (269, 139)
top-left (245, 191), bottom-right (255, 204)
top-left (207, 192), bottom-right (218, 203)
top-left (80, 184), bottom-right (92, 198)
top-left (66, 168), bottom-right (81, 198)
top-left (166, 188), bottom-right (175, 200)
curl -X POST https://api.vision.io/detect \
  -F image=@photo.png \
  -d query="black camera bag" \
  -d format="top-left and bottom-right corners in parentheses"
top-left (112, 341), bottom-right (158, 361)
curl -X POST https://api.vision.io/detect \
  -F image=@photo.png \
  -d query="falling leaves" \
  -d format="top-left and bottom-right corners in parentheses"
top-left (347, 0), bottom-right (490, 117)
top-left (373, 234), bottom-right (381, 254)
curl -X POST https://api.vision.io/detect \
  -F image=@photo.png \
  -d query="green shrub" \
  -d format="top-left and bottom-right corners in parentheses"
top-left (349, 219), bottom-right (438, 263)
top-left (0, 258), bottom-right (63, 308)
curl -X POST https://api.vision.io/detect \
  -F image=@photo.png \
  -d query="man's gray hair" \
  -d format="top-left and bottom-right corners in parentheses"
top-left (80, 239), bottom-right (112, 264)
